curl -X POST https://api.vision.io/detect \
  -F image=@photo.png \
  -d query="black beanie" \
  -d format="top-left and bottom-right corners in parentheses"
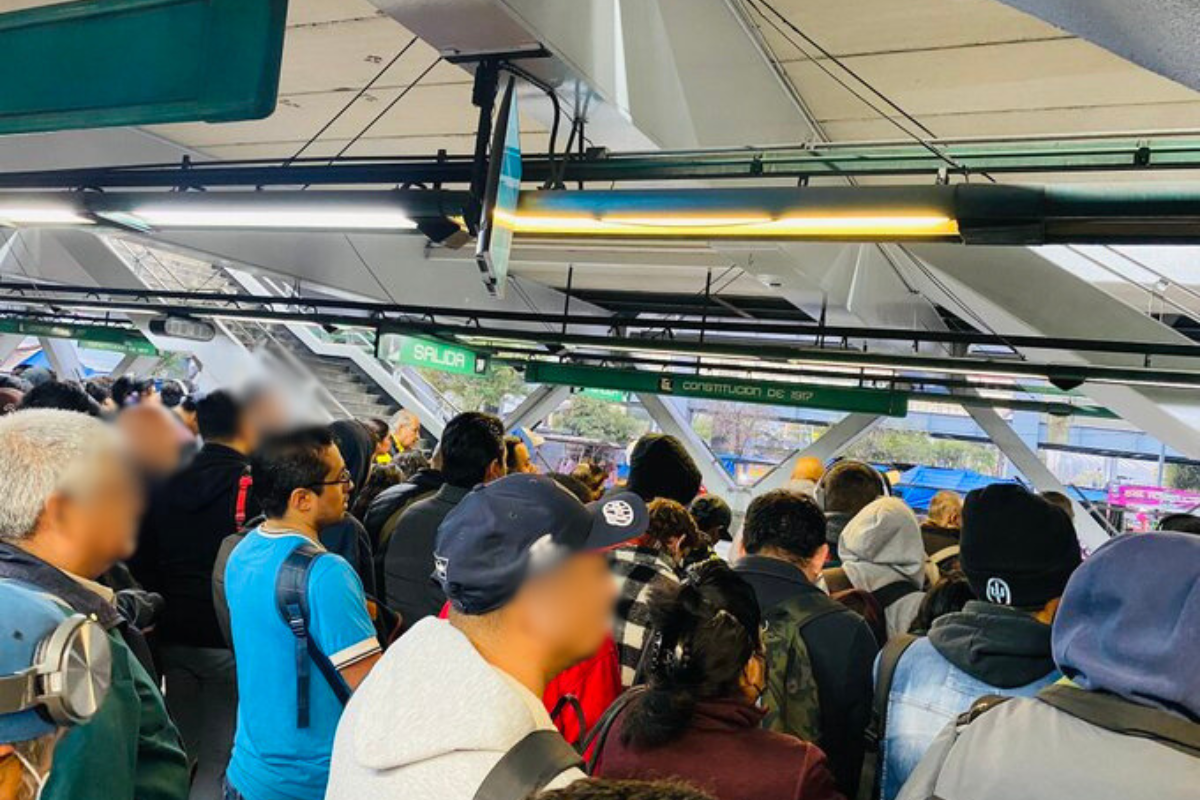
top-left (626, 433), bottom-right (702, 506)
top-left (960, 483), bottom-right (1082, 609)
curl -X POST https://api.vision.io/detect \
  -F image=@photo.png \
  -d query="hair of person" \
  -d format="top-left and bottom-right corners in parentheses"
top-left (1157, 512), bottom-right (1200, 535)
top-left (909, 571), bottom-right (976, 635)
top-left (363, 416), bottom-right (390, 446)
top-left (111, 375), bottom-right (154, 407)
top-left (159, 380), bottom-right (187, 408)
top-left (549, 472), bottom-right (594, 504)
top-left (438, 411), bottom-right (505, 488)
top-left (571, 460), bottom-right (608, 498)
top-left (195, 390), bottom-right (244, 442)
top-left (392, 449), bottom-right (431, 479)
top-left (820, 460), bottom-right (886, 515)
top-left (350, 464), bottom-right (405, 522)
top-left (688, 495), bottom-right (732, 537)
top-left (0, 373), bottom-right (31, 393)
top-left (17, 380), bottom-right (101, 417)
top-left (1040, 490), bottom-right (1074, 520)
top-left (504, 435), bottom-right (524, 473)
top-left (536, 779), bottom-right (717, 800)
top-left (644, 498), bottom-right (703, 552)
top-left (742, 488), bottom-right (827, 559)
top-left (620, 564), bottom-right (761, 750)
top-left (84, 377), bottom-right (112, 406)
top-left (926, 490), bottom-right (963, 527)
top-left (249, 427), bottom-right (336, 519)
top-left (0, 409), bottom-right (123, 542)
top-left (329, 419), bottom-right (374, 494)
top-left (391, 408), bottom-right (419, 429)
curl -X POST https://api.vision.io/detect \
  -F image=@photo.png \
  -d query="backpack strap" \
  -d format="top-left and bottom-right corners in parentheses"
top-left (1037, 683), bottom-right (1200, 759)
top-left (276, 543), bottom-right (352, 728)
top-left (472, 730), bottom-right (583, 800)
top-left (956, 694), bottom-right (1013, 727)
top-left (871, 580), bottom-right (920, 610)
top-left (234, 472), bottom-right (254, 528)
top-left (856, 633), bottom-right (918, 800)
top-left (581, 686), bottom-right (648, 773)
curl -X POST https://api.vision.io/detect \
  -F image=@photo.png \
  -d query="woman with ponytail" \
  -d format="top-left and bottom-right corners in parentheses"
top-left (592, 563), bottom-right (845, 800)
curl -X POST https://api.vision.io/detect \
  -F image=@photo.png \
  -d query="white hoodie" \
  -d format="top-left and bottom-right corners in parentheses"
top-left (325, 618), bottom-right (584, 800)
top-left (839, 497), bottom-right (928, 639)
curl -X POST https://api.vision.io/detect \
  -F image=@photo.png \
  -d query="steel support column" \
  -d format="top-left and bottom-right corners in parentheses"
top-left (754, 413), bottom-right (882, 493)
top-left (637, 393), bottom-right (738, 497)
top-left (37, 337), bottom-right (83, 381)
top-left (966, 405), bottom-right (1111, 553)
top-left (504, 385), bottom-right (571, 432)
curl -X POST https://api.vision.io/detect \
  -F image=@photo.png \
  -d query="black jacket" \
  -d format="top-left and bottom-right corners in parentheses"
top-left (382, 483), bottom-right (469, 626)
top-left (134, 443), bottom-right (258, 649)
top-left (734, 554), bottom-right (879, 796)
top-left (928, 600), bottom-right (1056, 688)
top-left (363, 468), bottom-right (445, 547)
top-left (0, 542), bottom-right (159, 679)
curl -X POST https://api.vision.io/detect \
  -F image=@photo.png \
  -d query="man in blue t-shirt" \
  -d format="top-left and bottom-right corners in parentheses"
top-left (224, 427), bottom-right (382, 800)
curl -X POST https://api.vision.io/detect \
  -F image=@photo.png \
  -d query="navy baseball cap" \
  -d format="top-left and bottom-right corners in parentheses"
top-left (434, 473), bottom-right (650, 614)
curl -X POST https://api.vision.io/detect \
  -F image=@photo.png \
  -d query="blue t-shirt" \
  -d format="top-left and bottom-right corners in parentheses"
top-left (225, 529), bottom-right (379, 800)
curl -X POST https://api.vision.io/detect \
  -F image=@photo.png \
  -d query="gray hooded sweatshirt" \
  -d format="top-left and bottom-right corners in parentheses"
top-left (325, 618), bottom-right (584, 800)
top-left (838, 497), bottom-right (927, 639)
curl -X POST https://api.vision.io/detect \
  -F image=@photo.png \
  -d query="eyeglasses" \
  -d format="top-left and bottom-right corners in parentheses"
top-left (307, 468), bottom-right (352, 490)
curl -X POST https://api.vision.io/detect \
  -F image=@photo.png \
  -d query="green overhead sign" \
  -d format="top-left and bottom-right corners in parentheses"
top-left (0, 0), bottom-right (287, 135)
top-left (0, 318), bottom-right (158, 356)
top-left (396, 336), bottom-right (488, 376)
top-left (526, 363), bottom-right (909, 417)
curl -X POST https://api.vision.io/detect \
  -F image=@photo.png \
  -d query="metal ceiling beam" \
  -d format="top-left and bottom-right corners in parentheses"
top-left (753, 412), bottom-right (881, 493)
top-left (4, 136), bottom-right (1200, 189)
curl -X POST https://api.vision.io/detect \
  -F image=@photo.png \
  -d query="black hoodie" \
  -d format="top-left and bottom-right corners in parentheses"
top-left (135, 443), bottom-right (259, 649)
top-left (927, 600), bottom-right (1056, 688)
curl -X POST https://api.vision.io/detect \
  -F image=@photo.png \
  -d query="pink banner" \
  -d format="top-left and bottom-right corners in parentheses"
top-left (1107, 483), bottom-right (1200, 512)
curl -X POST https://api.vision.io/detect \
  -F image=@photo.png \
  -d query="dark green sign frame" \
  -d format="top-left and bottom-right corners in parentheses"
top-left (0, 318), bottom-right (158, 356)
top-left (0, 0), bottom-right (287, 135)
top-left (526, 363), bottom-right (909, 417)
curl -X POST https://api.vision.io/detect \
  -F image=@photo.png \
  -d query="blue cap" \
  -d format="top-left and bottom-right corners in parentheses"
top-left (0, 580), bottom-right (71, 743)
top-left (434, 473), bottom-right (649, 614)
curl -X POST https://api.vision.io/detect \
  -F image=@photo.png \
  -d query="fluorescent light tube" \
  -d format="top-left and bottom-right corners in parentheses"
top-left (118, 207), bottom-right (418, 231)
top-left (0, 206), bottom-right (92, 226)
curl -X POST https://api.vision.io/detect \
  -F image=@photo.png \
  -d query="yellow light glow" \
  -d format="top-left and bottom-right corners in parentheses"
top-left (494, 209), bottom-right (958, 238)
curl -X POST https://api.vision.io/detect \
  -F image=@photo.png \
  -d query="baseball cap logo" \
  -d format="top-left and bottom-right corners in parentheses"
top-left (433, 554), bottom-right (449, 581)
top-left (985, 577), bottom-right (1013, 605)
top-left (603, 500), bottom-right (635, 528)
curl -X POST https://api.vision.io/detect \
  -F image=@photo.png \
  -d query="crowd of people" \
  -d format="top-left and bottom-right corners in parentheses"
top-left (0, 369), bottom-right (1197, 800)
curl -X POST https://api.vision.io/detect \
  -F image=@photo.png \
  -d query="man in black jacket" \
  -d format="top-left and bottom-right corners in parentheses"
top-left (382, 412), bottom-right (505, 626)
top-left (135, 390), bottom-right (259, 800)
top-left (734, 489), bottom-right (878, 797)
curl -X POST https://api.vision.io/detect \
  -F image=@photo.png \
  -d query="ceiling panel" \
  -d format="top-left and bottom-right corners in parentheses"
top-left (287, 0), bottom-right (385, 27)
top-left (754, 0), bottom-right (1066, 58)
top-left (200, 130), bottom-right (552, 161)
top-left (783, 39), bottom-right (1197, 125)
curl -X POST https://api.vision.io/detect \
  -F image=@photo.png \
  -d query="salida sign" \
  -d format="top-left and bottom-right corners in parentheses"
top-left (396, 336), bottom-right (487, 376)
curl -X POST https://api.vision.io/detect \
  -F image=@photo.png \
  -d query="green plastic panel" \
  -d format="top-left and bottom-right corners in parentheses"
top-left (0, 0), bottom-right (288, 134)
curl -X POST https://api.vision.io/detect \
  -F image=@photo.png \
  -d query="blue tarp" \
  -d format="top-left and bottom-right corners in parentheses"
top-left (895, 465), bottom-right (1105, 511)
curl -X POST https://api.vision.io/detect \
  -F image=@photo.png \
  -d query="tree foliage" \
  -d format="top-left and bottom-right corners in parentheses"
top-left (1166, 462), bottom-right (1200, 491)
top-left (419, 365), bottom-right (527, 415)
top-left (845, 428), bottom-right (1002, 474)
top-left (553, 394), bottom-right (647, 445)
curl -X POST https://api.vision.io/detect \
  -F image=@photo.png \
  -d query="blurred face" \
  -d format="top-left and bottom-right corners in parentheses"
top-left (517, 552), bottom-right (616, 673)
top-left (394, 415), bottom-right (420, 449)
top-left (117, 406), bottom-right (188, 478)
top-left (46, 453), bottom-right (143, 575)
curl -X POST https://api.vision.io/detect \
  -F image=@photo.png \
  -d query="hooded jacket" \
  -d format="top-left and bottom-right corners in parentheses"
top-left (325, 618), bottom-right (583, 800)
top-left (135, 443), bottom-right (258, 648)
top-left (594, 698), bottom-right (845, 800)
top-left (834, 498), bottom-right (926, 638)
top-left (896, 533), bottom-right (1200, 800)
top-left (878, 602), bottom-right (1059, 800)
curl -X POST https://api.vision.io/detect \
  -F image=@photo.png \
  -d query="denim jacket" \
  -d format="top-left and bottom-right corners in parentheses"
top-left (879, 602), bottom-right (1060, 800)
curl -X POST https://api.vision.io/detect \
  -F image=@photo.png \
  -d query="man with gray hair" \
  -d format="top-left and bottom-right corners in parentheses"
top-left (0, 409), bottom-right (189, 800)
